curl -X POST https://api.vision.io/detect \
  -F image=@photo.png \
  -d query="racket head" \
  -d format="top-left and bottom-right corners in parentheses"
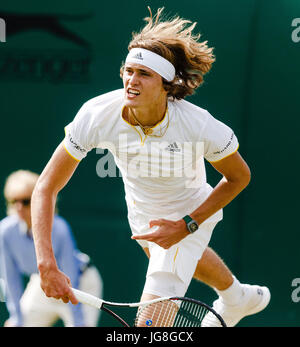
top-left (71, 288), bottom-right (226, 327)
top-left (135, 296), bottom-right (226, 327)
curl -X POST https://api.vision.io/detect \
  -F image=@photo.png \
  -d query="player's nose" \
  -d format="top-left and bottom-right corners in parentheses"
top-left (128, 72), bottom-right (140, 85)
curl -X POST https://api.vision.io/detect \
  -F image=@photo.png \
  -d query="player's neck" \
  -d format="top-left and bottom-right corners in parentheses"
top-left (125, 102), bottom-right (167, 128)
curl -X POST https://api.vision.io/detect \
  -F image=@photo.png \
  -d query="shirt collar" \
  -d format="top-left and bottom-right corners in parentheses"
top-left (147, 105), bottom-right (170, 136)
top-left (121, 100), bottom-right (172, 137)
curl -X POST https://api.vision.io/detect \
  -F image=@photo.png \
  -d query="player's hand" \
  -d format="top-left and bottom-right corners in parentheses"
top-left (39, 266), bottom-right (78, 305)
top-left (131, 219), bottom-right (189, 249)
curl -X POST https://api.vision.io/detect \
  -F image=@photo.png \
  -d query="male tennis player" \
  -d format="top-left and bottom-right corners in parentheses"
top-left (0, 170), bottom-right (103, 327)
top-left (31, 8), bottom-right (270, 327)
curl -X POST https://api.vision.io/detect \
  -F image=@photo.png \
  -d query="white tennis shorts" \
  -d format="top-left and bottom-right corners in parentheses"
top-left (127, 188), bottom-right (223, 298)
top-left (129, 210), bottom-right (218, 297)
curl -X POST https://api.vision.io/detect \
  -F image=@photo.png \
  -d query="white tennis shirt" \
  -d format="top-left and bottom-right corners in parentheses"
top-left (63, 89), bottom-right (239, 227)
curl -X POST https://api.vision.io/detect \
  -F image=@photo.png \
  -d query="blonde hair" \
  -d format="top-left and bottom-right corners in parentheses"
top-left (4, 170), bottom-right (39, 215)
top-left (120, 7), bottom-right (215, 99)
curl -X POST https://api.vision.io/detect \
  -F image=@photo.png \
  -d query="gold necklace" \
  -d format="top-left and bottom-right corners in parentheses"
top-left (130, 109), bottom-right (170, 138)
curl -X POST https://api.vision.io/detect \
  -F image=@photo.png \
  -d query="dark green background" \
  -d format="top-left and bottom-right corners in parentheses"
top-left (0, 0), bottom-right (299, 327)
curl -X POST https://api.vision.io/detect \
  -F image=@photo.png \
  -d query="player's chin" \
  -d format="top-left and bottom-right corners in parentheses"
top-left (123, 98), bottom-right (139, 108)
top-left (124, 93), bottom-right (143, 105)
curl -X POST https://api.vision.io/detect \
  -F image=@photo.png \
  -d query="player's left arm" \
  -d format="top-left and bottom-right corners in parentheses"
top-left (132, 151), bottom-right (251, 249)
top-left (190, 151), bottom-right (251, 224)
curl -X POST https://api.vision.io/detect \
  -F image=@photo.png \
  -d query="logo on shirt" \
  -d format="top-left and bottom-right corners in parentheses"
top-left (165, 142), bottom-right (181, 153)
top-left (213, 132), bottom-right (234, 155)
top-left (257, 288), bottom-right (264, 296)
top-left (68, 133), bottom-right (86, 153)
top-left (95, 135), bottom-right (206, 188)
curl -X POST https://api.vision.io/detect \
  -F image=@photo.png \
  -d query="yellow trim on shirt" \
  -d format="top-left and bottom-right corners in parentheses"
top-left (148, 107), bottom-right (168, 130)
top-left (121, 106), bottom-right (145, 144)
top-left (120, 105), bottom-right (167, 146)
top-left (63, 142), bottom-right (81, 162)
top-left (207, 144), bottom-right (239, 164)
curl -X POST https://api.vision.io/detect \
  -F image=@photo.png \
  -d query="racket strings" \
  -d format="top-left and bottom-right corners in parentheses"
top-left (135, 300), bottom-right (179, 327)
top-left (135, 299), bottom-right (222, 327)
top-left (174, 300), bottom-right (208, 327)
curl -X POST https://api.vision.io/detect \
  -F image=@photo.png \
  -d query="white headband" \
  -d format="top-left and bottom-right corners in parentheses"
top-left (125, 48), bottom-right (176, 82)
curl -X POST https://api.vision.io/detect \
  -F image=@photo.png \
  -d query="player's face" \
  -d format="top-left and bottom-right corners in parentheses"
top-left (123, 63), bottom-right (168, 110)
top-left (7, 186), bottom-right (32, 227)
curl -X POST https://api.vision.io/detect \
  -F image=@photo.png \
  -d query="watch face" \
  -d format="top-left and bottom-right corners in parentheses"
top-left (188, 222), bottom-right (198, 233)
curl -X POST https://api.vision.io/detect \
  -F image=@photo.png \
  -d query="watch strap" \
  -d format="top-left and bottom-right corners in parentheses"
top-left (182, 215), bottom-right (193, 225)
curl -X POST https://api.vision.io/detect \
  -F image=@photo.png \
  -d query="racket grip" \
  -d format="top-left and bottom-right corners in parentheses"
top-left (71, 288), bottom-right (103, 309)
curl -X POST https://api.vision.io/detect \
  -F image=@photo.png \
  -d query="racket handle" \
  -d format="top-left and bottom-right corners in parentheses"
top-left (71, 288), bottom-right (103, 309)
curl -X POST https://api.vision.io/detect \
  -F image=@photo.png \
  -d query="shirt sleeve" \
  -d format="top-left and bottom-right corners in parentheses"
top-left (63, 102), bottom-right (96, 162)
top-left (202, 111), bottom-right (239, 163)
top-left (54, 218), bottom-right (85, 326)
top-left (0, 227), bottom-right (24, 326)
top-left (63, 90), bottom-right (124, 161)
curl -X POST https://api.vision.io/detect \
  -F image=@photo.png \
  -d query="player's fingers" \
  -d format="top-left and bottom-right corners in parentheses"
top-left (149, 219), bottom-right (163, 228)
top-left (59, 277), bottom-right (78, 304)
top-left (61, 295), bottom-right (70, 304)
top-left (68, 288), bottom-right (79, 305)
top-left (53, 288), bottom-right (71, 301)
top-left (131, 232), bottom-right (155, 241)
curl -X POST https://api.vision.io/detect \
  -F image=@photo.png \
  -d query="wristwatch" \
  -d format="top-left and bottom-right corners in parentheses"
top-left (182, 215), bottom-right (199, 233)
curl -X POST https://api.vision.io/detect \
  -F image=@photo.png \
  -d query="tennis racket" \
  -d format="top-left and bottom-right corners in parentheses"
top-left (71, 288), bottom-right (226, 327)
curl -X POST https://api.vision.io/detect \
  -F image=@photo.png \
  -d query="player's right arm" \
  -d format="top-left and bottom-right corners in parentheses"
top-left (31, 142), bottom-right (79, 304)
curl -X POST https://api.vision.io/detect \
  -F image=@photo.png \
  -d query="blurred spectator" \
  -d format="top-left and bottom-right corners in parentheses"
top-left (0, 170), bottom-right (103, 327)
